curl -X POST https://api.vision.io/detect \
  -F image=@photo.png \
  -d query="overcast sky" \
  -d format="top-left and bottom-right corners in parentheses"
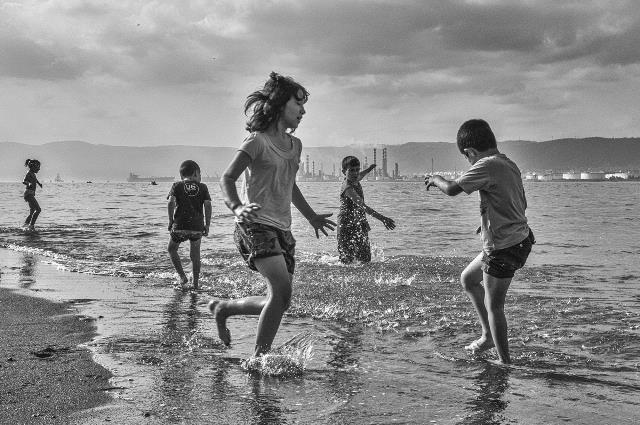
top-left (1, 0), bottom-right (639, 147)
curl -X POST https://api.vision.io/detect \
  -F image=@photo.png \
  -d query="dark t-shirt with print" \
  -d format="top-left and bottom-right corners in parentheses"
top-left (168, 181), bottom-right (211, 231)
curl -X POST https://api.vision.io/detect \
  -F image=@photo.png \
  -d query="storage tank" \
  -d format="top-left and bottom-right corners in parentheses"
top-left (562, 173), bottom-right (581, 180)
top-left (580, 172), bottom-right (606, 180)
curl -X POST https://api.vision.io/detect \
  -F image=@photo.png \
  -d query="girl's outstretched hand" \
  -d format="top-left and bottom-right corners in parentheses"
top-left (381, 216), bottom-right (396, 230)
top-left (233, 203), bottom-right (261, 223)
top-left (309, 213), bottom-right (336, 238)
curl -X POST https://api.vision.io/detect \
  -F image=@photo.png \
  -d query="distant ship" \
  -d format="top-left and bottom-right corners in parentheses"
top-left (54, 173), bottom-right (64, 182)
top-left (127, 172), bottom-right (175, 183)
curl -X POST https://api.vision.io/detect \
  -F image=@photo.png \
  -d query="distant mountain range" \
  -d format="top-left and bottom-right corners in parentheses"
top-left (0, 138), bottom-right (638, 181)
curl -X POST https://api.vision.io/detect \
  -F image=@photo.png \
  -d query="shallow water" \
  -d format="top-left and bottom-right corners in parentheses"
top-left (0, 181), bottom-right (639, 424)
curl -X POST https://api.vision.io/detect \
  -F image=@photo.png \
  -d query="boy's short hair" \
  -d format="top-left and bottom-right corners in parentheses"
top-left (456, 119), bottom-right (497, 154)
top-left (341, 156), bottom-right (360, 172)
top-left (179, 160), bottom-right (200, 177)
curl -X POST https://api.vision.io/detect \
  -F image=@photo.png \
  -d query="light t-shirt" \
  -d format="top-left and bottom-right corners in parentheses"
top-left (455, 153), bottom-right (530, 252)
top-left (237, 132), bottom-right (302, 231)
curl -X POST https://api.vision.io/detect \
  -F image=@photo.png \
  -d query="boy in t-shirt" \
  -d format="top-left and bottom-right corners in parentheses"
top-left (425, 119), bottom-right (534, 364)
top-left (167, 160), bottom-right (212, 290)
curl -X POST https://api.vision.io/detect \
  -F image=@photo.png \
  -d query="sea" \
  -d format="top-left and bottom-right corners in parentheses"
top-left (0, 180), bottom-right (638, 424)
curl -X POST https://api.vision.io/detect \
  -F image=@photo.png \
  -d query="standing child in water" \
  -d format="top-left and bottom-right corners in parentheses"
top-left (22, 159), bottom-right (43, 230)
top-left (337, 156), bottom-right (395, 264)
top-left (425, 119), bottom-right (534, 364)
top-left (209, 72), bottom-right (336, 357)
top-left (167, 160), bottom-right (212, 290)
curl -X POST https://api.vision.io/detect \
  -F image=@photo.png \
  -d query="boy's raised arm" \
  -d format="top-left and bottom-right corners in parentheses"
top-left (425, 175), bottom-right (463, 196)
top-left (358, 163), bottom-right (376, 181)
top-left (292, 183), bottom-right (335, 238)
top-left (343, 187), bottom-right (395, 230)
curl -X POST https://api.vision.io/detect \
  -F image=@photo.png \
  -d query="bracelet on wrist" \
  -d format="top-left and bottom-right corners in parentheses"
top-left (230, 202), bottom-right (242, 212)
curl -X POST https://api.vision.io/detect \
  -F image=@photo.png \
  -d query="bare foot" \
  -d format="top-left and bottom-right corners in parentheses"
top-left (173, 274), bottom-right (189, 290)
top-left (208, 300), bottom-right (231, 346)
top-left (464, 337), bottom-right (495, 354)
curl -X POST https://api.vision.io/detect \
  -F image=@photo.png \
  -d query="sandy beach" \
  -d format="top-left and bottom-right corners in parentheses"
top-left (0, 287), bottom-right (112, 424)
top-left (0, 249), bottom-right (155, 424)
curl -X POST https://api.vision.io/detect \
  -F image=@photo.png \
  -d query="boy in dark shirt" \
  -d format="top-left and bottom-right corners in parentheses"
top-left (167, 160), bottom-right (212, 290)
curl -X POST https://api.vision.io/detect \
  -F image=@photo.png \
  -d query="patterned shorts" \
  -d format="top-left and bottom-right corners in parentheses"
top-left (234, 222), bottom-right (296, 275)
top-left (170, 228), bottom-right (203, 244)
top-left (482, 230), bottom-right (535, 278)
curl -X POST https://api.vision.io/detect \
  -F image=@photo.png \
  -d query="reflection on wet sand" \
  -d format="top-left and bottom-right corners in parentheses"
top-left (156, 291), bottom-right (201, 421)
top-left (326, 324), bottom-right (365, 420)
top-left (19, 252), bottom-right (37, 288)
top-left (464, 363), bottom-right (511, 424)
top-left (248, 375), bottom-right (286, 425)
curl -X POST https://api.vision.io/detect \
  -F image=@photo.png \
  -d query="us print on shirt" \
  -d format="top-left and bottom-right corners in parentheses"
top-left (184, 182), bottom-right (200, 197)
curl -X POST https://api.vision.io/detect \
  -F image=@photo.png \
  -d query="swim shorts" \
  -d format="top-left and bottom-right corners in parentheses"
top-left (23, 189), bottom-right (35, 201)
top-left (482, 230), bottom-right (535, 278)
top-left (170, 228), bottom-right (203, 244)
top-left (234, 222), bottom-right (296, 275)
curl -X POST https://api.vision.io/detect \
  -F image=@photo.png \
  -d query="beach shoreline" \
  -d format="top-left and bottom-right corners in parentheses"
top-left (0, 285), bottom-right (113, 424)
top-left (0, 247), bottom-right (160, 424)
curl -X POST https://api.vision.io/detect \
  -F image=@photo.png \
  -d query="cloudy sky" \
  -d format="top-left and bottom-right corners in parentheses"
top-left (1, 0), bottom-right (639, 147)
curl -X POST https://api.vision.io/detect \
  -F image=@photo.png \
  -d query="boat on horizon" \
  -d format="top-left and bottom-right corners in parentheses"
top-left (127, 172), bottom-right (175, 183)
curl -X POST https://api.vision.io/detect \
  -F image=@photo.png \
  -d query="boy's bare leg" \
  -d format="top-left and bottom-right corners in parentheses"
top-left (189, 239), bottom-right (202, 289)
top-left (461, 253), bottom-right (494, 352)
top-left (483, 274), bottom-right (512, 363)
top-left (167, 240), bottom-right (188, 285)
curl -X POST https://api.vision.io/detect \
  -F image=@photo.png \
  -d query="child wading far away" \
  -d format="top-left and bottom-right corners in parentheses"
top-left (23, 159), bottom-right (43, 230)
top-left (425, 119), bottom-right (535, 364)
top-left (209, 72), bottom-right (335, 357)
top-left (337, 156), bottom-right (395, 264)
top-left (167, 160), bottom-right (212, 290)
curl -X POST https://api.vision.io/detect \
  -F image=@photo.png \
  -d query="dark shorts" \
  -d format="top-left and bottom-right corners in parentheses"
top-left (23, 191), bottom-right (40, 210)
top-left (170, 228), bottom-right (203, 244)
top-left (482, 230), bottom-right (535, 279)
top-left (234, 222), bottom-right (296, 275)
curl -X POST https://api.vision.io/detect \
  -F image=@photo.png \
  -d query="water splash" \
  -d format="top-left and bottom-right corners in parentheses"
top-left (241, 331), bottom-right (315, 376)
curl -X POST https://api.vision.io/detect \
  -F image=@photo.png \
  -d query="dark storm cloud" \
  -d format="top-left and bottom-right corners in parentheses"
top-left (3, 1), bottom-right (639, 86)
top-left (0, 33), bottom-right (90, 80)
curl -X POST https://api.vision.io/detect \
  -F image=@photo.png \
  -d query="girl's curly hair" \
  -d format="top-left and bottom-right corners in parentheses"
top-left (244, 72), bottom-right (309, 133)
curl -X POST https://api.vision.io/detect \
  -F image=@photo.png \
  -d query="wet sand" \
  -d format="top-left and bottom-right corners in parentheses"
top-left (0, 287), bottom-right (112, 423)
top-left (1, 245), bottom-right (638, 424)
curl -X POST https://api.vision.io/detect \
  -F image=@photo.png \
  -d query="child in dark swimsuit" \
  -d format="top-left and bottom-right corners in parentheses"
top-left (22, 159), bottom-right (43, 230)
top-left (337, 156), bottom-right (395, 264)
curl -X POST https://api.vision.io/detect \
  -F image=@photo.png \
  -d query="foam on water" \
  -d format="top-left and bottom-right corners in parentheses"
top-left (242, 332), bottom-right (316, 376)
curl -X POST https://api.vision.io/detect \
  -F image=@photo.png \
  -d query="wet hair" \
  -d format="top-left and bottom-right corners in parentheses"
top-left (456, 119), bottom-right (497, 154)
top-left (25, 159), bottom-right (41, 170)
top-left (341, 156), bottom-right (360, 172)
top-left (179, 160), bottom-right (200, 178)
top-left (244, 71), bottom-right (309, 133)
